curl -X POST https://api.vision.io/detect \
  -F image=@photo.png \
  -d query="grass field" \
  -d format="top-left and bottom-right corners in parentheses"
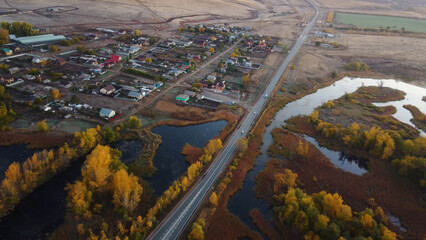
top-left (335, 12), bottom-right (426, 33)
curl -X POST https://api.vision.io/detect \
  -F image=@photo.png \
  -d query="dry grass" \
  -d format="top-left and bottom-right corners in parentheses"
top-left (181, 144), bottom-right (204, 164)
top-left (0, 130), bottom-right (72, 148)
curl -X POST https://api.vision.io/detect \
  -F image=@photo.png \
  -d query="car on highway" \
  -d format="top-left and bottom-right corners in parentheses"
top-left (264, 94), bottom-right (268, 98)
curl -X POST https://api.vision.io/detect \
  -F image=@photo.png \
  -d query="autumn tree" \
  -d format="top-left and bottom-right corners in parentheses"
top-left (187, 161), bottom-right (203, 182)
top-left (51, 88), bottom-right (60, 100)
top-left (360, 213), bottom-right (374, 228)
top-left (81, 145), bottom-right (112, 192)
top-left (134, 29), bottom-right (142, 37)
top-left (209, 192), bottom-right (218, 206)
top-left (67, 180), bottom-right (93, 216)
top-left (205, 139), bottom-right (222, 155)
top-left (181, 176), bottom-right (189, 191)
top-left (37, 120), bottom-right (48, 132)
top-left (74, 128), bottom-right (99, 154)
top-left (127, 116), bottom-right (142, 129)
top-left (296, 140), bottom-right (309, 157)
top-left (112, 169), bottom-right (143, 214)
top-left (273, 169), bottom-right (298, 193)
top-left (236, 138), bottom-right (248, 153)
top-left (243, 74), bottom-right (250, 86)
top-left (102, 127), bottom-right (120, 144)
top-left (50, 45), bottom-right (59, 52)
top-left (188, 222), bottom-right (204, 240)
top-left (0, 29), bottom-right (9, 46)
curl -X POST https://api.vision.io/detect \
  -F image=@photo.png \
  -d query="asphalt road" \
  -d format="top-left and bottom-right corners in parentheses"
top-left (147, 2), bottom-right (319, 239)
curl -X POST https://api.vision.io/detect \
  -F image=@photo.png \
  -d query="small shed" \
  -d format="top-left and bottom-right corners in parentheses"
top-left (176, 94), bottom-right (189, 102)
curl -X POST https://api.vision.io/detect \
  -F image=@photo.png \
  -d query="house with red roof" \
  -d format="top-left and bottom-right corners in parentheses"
top-left (181, 62), bottom-right (192, 70)
top-left (212, 81), bottom-right (226, 93)
top-left (107, 55), bottom-right (122, 65)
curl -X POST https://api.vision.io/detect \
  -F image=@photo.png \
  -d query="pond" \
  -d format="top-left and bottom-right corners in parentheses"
top-left (0, 144), bottom-right (40, 179)
top-left (148, 120), bottom-right (228, 196)
top-left (228, 77), bottom-right (426, 233)
top-left (303, 135), bottom-right (368, 175)
top-left (114, 139), bottom-right (144, 165)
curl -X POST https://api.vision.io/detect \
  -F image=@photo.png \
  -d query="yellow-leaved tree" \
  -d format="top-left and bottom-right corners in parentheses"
top-left (112, 169), bottom-right (143, 214)
top-left (82, 145), bottom-right (112, 192)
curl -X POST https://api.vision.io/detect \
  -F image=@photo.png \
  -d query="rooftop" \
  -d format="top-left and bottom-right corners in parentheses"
top-left (14, 34), bottom-right (66, 46)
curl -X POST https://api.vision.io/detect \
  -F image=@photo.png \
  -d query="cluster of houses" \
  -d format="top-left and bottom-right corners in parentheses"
top-left (97, 81), bottom-right (163, 101)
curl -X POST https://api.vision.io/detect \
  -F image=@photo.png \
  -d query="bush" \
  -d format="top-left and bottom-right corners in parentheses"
top-left (37, 120), bottom-right (48, 132)
top-left (60, 39), bottom-right (71, 46)
top-left (127, 116), bottom-right (142, 129)
top-left (124, 68), bottom-right (166, 82)
top-left (70, 94), bottom-right (80, 104)
top-left (344, 62), bottom-right (370, 72)
top-left (50, 45), bottom-right (59, 52)
top-left (28, 68), bottom-right (41, 75)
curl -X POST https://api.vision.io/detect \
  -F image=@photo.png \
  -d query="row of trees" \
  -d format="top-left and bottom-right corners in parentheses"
top-left (138, 139), bottom-right (222, 237)
top-left (188, 138), bottom-right (246, 240)
top-left (0, 127), bottom-right (105, 218)
top-left (0, 86), bottom-right (15, 131)
top-left (310, 110), bottom-right (426, 187)
top-left (0, 21), bottom-right (37, 37)
top-left (0, 144), bottom-right (76, 217)
top-left (272, 169), bottom-right (397, 240)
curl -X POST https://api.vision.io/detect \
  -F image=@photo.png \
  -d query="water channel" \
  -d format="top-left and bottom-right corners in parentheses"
top-left (228, 77), bottom-right (426, 234)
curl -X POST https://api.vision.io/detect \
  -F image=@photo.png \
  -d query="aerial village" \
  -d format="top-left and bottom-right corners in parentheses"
top-left (0, 22), bottom-right (282, 132)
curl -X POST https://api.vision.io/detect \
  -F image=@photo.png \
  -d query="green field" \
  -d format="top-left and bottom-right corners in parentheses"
top-left (335, 12), bottom-right (426, 33)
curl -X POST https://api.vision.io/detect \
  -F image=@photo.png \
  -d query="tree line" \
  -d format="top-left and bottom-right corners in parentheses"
top-left (272, 169), bottom-right (397, 240)
top-left (0, 21), bottom-right (37, 46)
top-left (0, 127), bottom-right (101, 218)
top-left (0, 86), bottom-right (16, 131)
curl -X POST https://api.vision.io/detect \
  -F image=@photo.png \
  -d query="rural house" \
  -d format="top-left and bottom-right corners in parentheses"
top-left (100, 84), bottom-right (116, 95)
top-left (99, 108), bottom-right (116, 119)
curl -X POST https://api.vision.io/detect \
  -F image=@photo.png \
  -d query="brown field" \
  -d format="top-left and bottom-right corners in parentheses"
top-left (0, 0), bottom-right (313, 40)
top-left (292, 33), bottom-right (426, 89)
top-left (312, 0), bottom-right (426, 18)
top-left (0, 130), bottom-right (72, 148)
top-left (154, 100), bottom-right (205, 116)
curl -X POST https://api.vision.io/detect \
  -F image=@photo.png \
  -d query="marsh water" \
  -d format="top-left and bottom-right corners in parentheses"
top-left (0, 120), bottom-right (228, 239)
top-left (0, 144), bottom-right (39, 179)
top-left (228, 77), bottom-right (426, 233)
top-left (148, 120), bottom-right (228, 196)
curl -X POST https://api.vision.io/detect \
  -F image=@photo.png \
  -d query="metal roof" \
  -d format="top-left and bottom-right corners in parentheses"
top-left (14, 34), bottom-right (66, 45)
top-left (100, 107), bottom-right (115, 117)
